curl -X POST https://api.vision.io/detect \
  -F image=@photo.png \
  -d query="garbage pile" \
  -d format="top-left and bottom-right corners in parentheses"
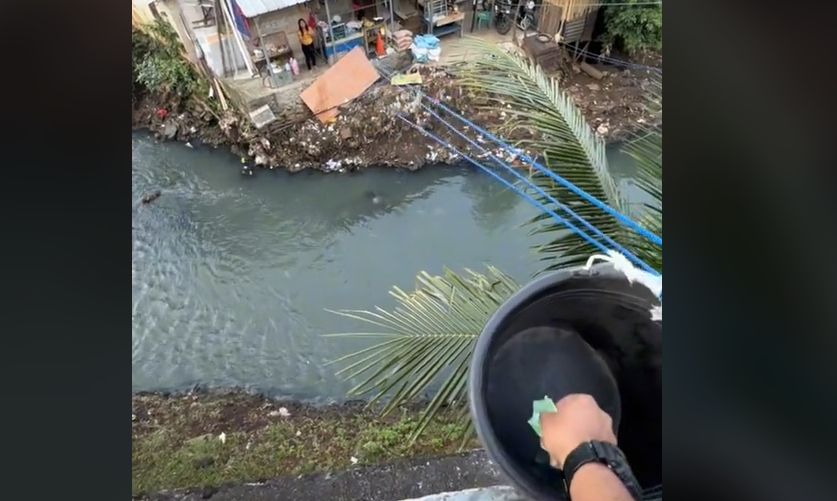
top-left (411, 34), bottom-right (441, 63)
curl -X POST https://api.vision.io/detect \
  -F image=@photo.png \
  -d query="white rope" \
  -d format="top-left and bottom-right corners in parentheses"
top-left (585, 249), bottom-right (662, 299)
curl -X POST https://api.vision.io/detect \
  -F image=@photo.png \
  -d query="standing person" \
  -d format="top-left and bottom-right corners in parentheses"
top-left (297, 18), bottom-right (316, 71)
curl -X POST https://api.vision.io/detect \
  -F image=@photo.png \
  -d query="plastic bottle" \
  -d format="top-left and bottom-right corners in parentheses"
top-left (290, 57), bottom-right (300, 76)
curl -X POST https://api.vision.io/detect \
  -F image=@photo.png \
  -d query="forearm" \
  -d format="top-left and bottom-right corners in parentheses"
top-left (569, 463), bottom-right (634, 501)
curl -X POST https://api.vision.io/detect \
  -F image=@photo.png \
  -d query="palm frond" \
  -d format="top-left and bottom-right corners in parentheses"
top-left (326, 42), bottom-right (662, 446)
top-left (448, 38), bottom-right (626, 271)
top-left (623, 75), bottom-right (662, 271)
top-left (327, 267), bottom-right (519, 444)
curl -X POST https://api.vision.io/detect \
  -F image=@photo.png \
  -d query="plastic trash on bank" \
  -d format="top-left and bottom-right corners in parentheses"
top-left (411, 34), bottom-right (441, 63)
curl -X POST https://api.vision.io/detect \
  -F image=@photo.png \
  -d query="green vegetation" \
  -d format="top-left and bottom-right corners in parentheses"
top-left (327, 39), bottom-right (662, 442)
top-left (132, 394), bottom-right (476, 496)
top-left (602, 0), bottom-right (663, 56)
top-left (132, 20), bottom-right (210, 105)
top-left (327, 267), bottom-right (519, 446)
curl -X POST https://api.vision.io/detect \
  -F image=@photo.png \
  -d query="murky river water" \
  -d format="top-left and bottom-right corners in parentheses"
top-left (132, 133), bottom-right (641, 401)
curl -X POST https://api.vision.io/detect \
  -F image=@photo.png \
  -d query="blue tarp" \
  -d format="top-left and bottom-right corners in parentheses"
top-left (413, 34), bottom-right (440, 49)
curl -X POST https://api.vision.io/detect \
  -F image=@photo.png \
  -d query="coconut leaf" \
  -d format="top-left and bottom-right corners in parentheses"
top-left (328, 41), bottom-right (662, 445)
top-left (448, 38), bottom-right (629, 272)
top-left (327, 267), bottom-right (518, 444)
top-left (623, 75), bottom-right (662, 271)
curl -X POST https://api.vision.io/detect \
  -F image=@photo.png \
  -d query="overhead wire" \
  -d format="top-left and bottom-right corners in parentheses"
top-left (556, 41), bottom-right (662, 74)
top-left (426, 97), bottom-right (663, 248)
top-left (419, 102), bottom-right (657, 274)
top-left (375, 49), bottom-right (662, 272)
top-left (396, 114), bottom-right (616, 258)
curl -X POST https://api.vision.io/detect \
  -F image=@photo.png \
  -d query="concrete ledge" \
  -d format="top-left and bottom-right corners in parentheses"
top-left (140, 450), bottom-right (522, 501)
top-left (401, 486), bottom-right (524, 501)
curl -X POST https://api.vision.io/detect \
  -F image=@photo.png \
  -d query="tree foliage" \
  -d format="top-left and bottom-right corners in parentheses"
top-left (603, 1), bottom-right (663, 56)
top-left (132, 20), bottom-right (206, 100)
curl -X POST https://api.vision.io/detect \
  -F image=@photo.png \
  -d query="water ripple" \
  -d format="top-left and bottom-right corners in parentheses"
top-left (132, 133), bottom-right (554, 400)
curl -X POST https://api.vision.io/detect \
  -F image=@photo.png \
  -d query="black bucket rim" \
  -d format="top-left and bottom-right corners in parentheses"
top-left (468, 263), bottom-right (659, 499)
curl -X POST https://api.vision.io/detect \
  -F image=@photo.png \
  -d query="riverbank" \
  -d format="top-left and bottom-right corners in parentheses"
top-left (132, 55), bottom-right (659, 174)
top-left (132, 390), bottom-right (479, 497)
top-left (133, 65), bottom-right (461, 173)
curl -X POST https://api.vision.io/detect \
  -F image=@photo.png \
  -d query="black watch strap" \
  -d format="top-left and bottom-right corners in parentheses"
top-left (562, 441), bottom-right (642, 500)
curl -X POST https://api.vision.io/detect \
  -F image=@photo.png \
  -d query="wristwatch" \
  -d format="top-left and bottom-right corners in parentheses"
top-left (562, 440), bottom-right (642, 500)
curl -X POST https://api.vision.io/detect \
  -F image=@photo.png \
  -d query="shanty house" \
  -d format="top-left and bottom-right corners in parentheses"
top-left (538, 0), bottom-right (600, 47)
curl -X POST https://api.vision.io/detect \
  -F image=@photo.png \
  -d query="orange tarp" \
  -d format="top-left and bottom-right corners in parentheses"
top-left (300, 47), bottom-right (380, 123)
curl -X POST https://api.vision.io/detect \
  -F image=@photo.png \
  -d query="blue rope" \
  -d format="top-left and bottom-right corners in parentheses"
top-left (425, 98), bottom-right (663, 248)
top-left (419, 103), bottom-right (657, 274)
top-left (398, 114), bottom-right (639, 266)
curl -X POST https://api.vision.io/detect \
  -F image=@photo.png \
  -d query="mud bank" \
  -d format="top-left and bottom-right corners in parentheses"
top-left (132, 62), bottom-right (659, 174)
top-left (563, 64), bottom-right (661, 139)
top-left (132, 390), bottom-right (478, 497)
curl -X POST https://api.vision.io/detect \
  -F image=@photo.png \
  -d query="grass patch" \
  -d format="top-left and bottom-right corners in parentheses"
top-left (132, 393), bottom-right (478, 496)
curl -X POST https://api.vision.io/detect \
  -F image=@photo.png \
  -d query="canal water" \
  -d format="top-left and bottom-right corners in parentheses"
top-left (132, 133), bottom-right (643, 401)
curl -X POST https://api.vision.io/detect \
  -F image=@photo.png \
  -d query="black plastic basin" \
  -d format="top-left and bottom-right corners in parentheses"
top-left (469, 264), bottom-right (662, 500)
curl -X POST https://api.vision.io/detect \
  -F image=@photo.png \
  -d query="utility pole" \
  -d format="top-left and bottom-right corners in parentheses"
top-left (323, 0), bottom-right (336, 64)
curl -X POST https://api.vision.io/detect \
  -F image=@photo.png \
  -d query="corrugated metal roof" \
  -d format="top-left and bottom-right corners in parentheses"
top-left (235, 0), bottom-right (307, 18)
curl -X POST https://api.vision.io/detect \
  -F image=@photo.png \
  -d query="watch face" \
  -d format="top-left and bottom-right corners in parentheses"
top-left (592, 440), bottom-right (626, 463)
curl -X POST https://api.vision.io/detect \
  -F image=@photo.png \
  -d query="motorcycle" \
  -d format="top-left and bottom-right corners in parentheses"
top-left (516, 0), bottom-right (538, 31)
top-left (493, 0), bottom-right (514, 35)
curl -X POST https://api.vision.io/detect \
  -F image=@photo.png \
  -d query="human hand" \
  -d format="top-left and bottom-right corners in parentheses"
top-left (539, 394), bottom-right (617, 469)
